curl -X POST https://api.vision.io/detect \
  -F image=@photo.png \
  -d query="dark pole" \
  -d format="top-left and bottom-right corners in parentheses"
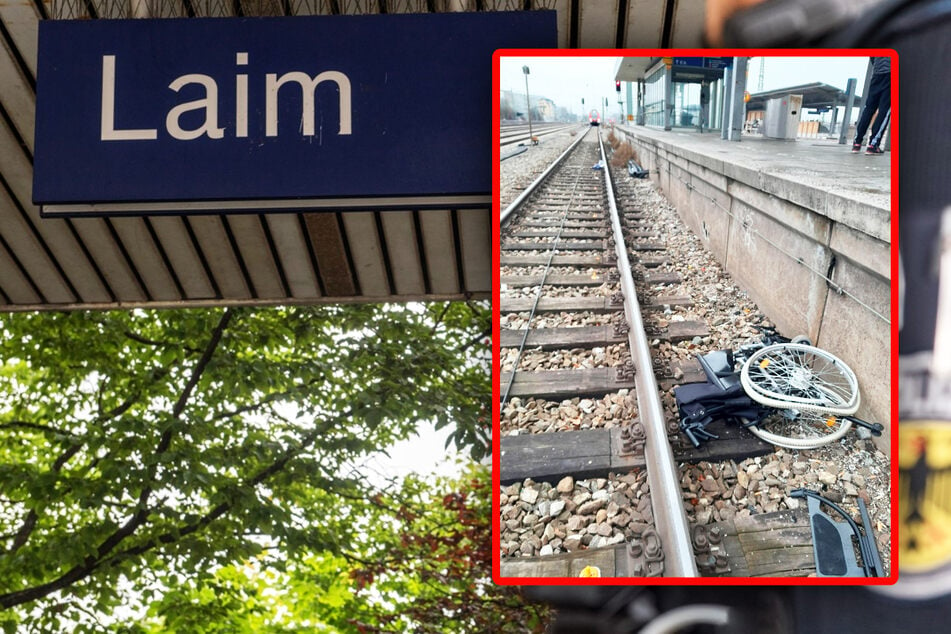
top-left (522, 65), bottom-right (533, 141)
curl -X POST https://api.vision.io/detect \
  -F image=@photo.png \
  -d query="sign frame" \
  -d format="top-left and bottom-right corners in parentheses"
top-left (34, 11), bottom-right (557, 217)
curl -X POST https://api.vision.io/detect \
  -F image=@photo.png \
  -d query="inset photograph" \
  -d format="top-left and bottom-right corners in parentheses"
top-left (494, 53), bottom-right (894, 583)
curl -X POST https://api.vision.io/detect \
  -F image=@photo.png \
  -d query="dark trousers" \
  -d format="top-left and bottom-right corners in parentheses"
top-left (853, 71), bottom-right (891, 147)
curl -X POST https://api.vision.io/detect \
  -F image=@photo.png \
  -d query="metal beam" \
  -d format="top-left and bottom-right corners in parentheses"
top-left (728, 56), bottom-right (748, 141)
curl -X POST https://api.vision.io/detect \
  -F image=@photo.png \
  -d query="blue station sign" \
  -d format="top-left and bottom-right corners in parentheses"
top-left (673, 56), bottom-right (733, 70)
top-left (33, 11), bottom-right (556, 215)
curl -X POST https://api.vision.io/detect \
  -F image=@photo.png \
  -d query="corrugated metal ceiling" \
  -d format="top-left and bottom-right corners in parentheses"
top-left (0, 0), bottom-right (698, 311)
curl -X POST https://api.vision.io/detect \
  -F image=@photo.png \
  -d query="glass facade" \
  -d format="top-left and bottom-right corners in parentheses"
top-left (641, 64), bottom-right (725, 131)
top-left (644, 66), bottom-right (666, 127)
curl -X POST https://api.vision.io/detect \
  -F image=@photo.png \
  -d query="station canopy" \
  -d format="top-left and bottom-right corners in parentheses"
top-left (746, 82), bottom-right (864, 111)
top-left (0, 1), bottom-right (714, 312)
top-left (615, 56), bottom-right (732, 84)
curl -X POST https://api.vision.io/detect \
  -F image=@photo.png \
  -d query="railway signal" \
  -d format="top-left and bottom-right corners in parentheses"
top-left (522, 65), bottom-right (533, 143)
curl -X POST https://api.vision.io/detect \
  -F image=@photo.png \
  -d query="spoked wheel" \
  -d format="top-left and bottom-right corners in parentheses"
top-left (745, 409), bottom-right (854, 450)
top-left (740, 343), bottom-right (860, 416)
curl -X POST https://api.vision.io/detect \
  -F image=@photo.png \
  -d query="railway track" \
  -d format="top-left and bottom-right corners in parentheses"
top-left (499, 122), bottom-right (578, 148)
top-left (497, 128), bottom-right (780, 579)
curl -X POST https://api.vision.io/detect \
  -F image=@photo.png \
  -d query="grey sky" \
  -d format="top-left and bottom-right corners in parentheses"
top-left (500, 55), bottom-right (873, 118)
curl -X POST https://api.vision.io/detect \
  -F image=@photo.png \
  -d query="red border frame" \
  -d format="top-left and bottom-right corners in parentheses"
top-left (492, 48), bottom-right (899, 587)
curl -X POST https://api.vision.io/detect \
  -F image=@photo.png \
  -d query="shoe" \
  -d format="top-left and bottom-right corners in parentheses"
top-left (866, 146), bottom-right (884, 155)
top-left (851, 142), bottom-right (862, 153)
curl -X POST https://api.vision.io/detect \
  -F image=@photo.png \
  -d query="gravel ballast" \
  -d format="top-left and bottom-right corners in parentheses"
top-left (498, 127), bottom-right (891, 575)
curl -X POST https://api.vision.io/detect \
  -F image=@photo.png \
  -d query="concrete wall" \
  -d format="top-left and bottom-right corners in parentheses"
top-left (619, 128), bottom-right (892, 452)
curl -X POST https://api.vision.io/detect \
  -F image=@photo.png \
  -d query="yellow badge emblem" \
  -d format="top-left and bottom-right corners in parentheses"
top-left (900, 421), bottom-right (951, 571)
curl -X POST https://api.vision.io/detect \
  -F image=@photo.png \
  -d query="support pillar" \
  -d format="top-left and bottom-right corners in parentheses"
top-left (721, 67), bottom-right (732, 140)
top-left (637, 79), bottom-right (645, 125)
top-left (839, 77), bottom-right (857, 145)
top-left (663, 66), bottom-right (673, 131)
top-left (728, 56), bottom-right (748, 141)
top-left (625, 81), bottom-right (634, 124)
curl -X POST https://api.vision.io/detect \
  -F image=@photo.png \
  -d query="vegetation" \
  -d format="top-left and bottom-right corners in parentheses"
top-left (0, 304), bottom-right (544, 631)
top-left (606, 128), bottom-right (638, 167)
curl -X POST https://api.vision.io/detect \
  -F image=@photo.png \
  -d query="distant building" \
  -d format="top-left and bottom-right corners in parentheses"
top-left (536, 98), bottom-right (555, 121)
top-left (500, 89), bottom-right (558, 122)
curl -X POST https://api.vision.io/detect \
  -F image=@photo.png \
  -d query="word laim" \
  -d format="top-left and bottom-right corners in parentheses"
top-left (100, 52), bottom-right (352, 141)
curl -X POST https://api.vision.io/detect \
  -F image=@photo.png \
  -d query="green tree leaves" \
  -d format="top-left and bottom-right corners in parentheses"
top-left (127, 465), bottom-right (548, 634)
top-left (0, 302), bottom-right (496, 628)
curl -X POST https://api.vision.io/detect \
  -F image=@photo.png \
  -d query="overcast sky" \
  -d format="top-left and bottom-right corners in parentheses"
top-left (499, 55), bottom-right (873, 117)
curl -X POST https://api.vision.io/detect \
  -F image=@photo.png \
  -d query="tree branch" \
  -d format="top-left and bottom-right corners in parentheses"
top-left (428, 303), bottom-right (452, 336)
top-left (207, 377), bottom-right (323, 424)
top-left (456, 326), bottom-right (492, 354)
top-left (0, 310), bottom-right (236, 610)
top-left (96, 365), bottom-right (172, 422)
top-left (6, 443), bottom-right (84, 555)
top-left (0, 393), bottom-right (355, 610)
top-left (101, 405), bottom-right (357, 569)
top-left (0, 421), bottom-right (77, 438)
top-left (123, 329), bottom-right (203, 355)
top-left (170, 310), bottom-right (235, 420)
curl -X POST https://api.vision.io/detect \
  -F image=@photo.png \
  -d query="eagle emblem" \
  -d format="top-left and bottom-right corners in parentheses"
top-left (899, 422), bottom-right (951, 570)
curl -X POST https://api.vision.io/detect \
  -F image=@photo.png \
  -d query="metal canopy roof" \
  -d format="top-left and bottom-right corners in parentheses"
top-left (747, 82), bottom-right (864, 111)
top-left (615, 57), bottom-right (663, 82)
top-left (615, 57), bottom-right (732, 84)
top-left (0, 0), bottom-right (703, 312)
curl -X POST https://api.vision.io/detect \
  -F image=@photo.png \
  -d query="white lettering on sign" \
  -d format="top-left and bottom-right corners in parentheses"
top-left (167, 73), bottom-right (225, 140)
top-left (265, 71), bottom-right (352, 136)
top-left (236, 52), bottom-right (248, 138)
top-left (101, 55), bottom-right (158, 140)
top-left (100, 53), bottom-right (352, 141)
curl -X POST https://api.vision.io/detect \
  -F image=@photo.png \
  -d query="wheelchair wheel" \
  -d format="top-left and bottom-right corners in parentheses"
top-left (745, 409), bottom-right (854, 450)
top-left (740, 343), bottom-right (860, 415)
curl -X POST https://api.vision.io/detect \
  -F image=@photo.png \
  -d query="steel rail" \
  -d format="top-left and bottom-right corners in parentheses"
top-left (500, 126), bottom-right (591, 227)
top-left (597, 131), bottom-right (699, 577)
top-left (499, 123), bottom-right (578, 147)
top-left (500, 164), bottom-right (586, 411)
